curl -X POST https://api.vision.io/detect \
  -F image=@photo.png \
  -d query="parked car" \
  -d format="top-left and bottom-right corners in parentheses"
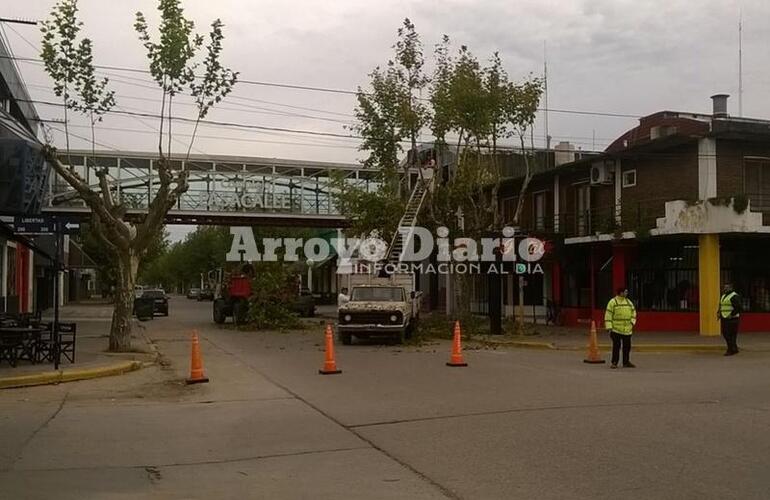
top-left (197, 288), bottom-right (214, 301)
top-left (142, 289), bottom-right (169, 316)
top-left (187, 288), bottom-right (201, 300)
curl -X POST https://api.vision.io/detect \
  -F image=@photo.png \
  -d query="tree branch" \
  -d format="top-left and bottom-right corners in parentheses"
top-left (44, 146), bottom-right (132, 248)
top-left (95, 168), bottom-right (115, 209)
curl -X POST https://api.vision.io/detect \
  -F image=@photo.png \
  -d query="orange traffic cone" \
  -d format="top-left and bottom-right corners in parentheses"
top-left (446, 320), bottom-right (468, 367)
top-left (319, 324), bottom-right (342, 375)
top-left (186, 331), bottom-right (210, 384)
top-left (583, 320), bottom-right (606, 364)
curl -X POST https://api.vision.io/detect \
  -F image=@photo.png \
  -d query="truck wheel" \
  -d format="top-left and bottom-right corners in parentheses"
top-left (233, 300), bottom-right (249, 325)
top-left (339, 332), bottom-right (352, 345)
top-left (213, 300), bottom-right (226, 324)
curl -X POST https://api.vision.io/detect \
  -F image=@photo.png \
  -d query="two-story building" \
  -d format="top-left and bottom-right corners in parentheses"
top-left (0, 33), bottom-right (55, 314)
top-left (495, 94), bottom-right (770, 335)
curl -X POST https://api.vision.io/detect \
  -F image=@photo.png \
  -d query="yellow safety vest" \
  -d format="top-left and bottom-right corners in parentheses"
top-left (720, 292), bottom-right (739, 319)
top-left (604, 296), bottom-right (637, 335)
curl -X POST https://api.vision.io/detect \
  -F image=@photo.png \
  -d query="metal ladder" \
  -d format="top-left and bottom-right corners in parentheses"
top-left (385, 177), bottom-right (431, 264)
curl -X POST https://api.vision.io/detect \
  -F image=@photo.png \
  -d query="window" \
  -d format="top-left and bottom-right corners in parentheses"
top-left (351, 287), bottom-right (404, 302)
top-left (533, 192), bottom-right (547, 231)
top-left (627, 242), bottom-right (699, 312)
top-left (622, 169), bottom-right (637, 188)
top-left (744, 158), bottom-right (770, 211)
top-left (501, 197), bottom-right (518, 224)
top-left (6, 245), bottom-right (16, 297)
top-left (721, 239), bottom-right (770, 312)
top-left (574, 183), bottom-right (591, 236)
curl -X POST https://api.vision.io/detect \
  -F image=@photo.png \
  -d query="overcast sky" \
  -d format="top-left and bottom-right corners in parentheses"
top-left (3, 0), bottom-right (768, 241)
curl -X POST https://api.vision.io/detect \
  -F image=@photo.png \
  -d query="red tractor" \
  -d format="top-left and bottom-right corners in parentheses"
top-left (212, 264), bottom-right (254, 325)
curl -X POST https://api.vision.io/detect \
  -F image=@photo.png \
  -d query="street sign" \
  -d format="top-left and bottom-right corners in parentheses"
top-left (12, 216), bottom-right (58, 234)
top-left (59, 220), bottom-right (81, 234)
top-left (10, 215), bottom-right (81, 234)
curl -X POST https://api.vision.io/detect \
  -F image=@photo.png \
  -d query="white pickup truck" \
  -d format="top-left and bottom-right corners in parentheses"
top-left (337, 274), bottom-right (421, 345)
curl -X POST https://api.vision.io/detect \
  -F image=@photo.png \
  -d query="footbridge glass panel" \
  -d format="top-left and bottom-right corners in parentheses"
top-left (44, 151), bottom-right (378, 226)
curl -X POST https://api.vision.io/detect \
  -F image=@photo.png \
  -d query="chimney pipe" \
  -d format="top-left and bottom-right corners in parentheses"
top-left (711, 94), bottom-right (729, 118)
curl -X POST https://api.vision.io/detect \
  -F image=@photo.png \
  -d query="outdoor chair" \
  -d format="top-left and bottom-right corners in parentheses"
top-left (58, 322), bottom-right (77, 364)
top-left (17, 313), bottom-right (32, 328)
top-left (0, 331), bottom-right (23, 367)
top-left (0, 317), bottom-right (17, 328)
top-left (35, 322), bottom-right (55, 363)
top-left (29, 310), bottom-right (43, 328)
top-left (15, 331), bottom-right (37, 364)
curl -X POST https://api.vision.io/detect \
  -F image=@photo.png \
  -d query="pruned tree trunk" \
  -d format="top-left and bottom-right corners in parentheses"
top-left (43, 148), bottom-right (187, 352)
top-left (110, 249), bottom-right (139, 351)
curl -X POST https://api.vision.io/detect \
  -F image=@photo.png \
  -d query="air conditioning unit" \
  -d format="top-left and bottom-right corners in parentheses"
top-left (590, 161), bottom-right (615, 185)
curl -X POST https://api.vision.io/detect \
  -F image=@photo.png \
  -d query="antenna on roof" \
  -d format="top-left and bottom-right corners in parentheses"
top-left (543, 40), bottom-right (550, 153)
top-left (738, 12), bottom-right (743, 117)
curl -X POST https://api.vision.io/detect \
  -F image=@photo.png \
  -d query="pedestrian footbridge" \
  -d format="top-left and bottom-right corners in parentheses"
top-left (43, 151), bottom-right (381, 227)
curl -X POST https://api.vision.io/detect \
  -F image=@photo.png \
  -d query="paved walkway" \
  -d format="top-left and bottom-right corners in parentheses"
top-left (1, 304), bottom-right (155, 386)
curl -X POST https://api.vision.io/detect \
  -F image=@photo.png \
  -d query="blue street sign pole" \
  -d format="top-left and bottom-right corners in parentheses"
top-left (53, 230), bottom-right (62, 370)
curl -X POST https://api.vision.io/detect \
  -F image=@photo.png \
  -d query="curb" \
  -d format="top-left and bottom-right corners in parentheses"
top-left (476, 338), bottom-right (745, 353)
top-left (0, 360), bottom-right (142, 390)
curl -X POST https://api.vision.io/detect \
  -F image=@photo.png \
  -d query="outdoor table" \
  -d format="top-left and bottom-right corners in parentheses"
top-left (0, 326), bottom-right (45, 365)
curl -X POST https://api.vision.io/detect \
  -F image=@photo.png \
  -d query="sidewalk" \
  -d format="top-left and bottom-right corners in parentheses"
top-left (43, 300), bottom-right (117, 321)
top-left (472, 324), bottom-right (770, 353)
top-left (0, 305), bottom-right (155, 389)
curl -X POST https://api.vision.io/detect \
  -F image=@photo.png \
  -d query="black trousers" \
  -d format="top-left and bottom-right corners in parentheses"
top-left (720, 318), bottom-right (740, 353)
top-left (610, 331), bottom-right (632, 365)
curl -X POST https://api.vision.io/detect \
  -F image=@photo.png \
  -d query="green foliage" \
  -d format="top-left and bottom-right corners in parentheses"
top-left (72, 39), bottom-right (115, 119)
top-left (733, 194), bottom-right (749, 214)
top-left (135, 0), bottom-right (238, 160)
top-left (83, 224), bottom-right (168, 292)
top-left (41, 1), bottom-right (115, 119)
top-left (329, 171), bottom-right (404, 240)
top-left (40, 0), bottom-right (81, 108)
top-left (189, 19), bottom-right (239, 120)
top-left (134, 0), bottom-right (201, 96)
top-left (416, 313), bottom-right (488, 341)
top-left (353, 18), bottom-right (429, 179)
top-left (344, 21), bottom-right (544, 245)
top-left (248, 262), bottom-right (302, 330)
top-left (140, 226), bottom-right (230, 289)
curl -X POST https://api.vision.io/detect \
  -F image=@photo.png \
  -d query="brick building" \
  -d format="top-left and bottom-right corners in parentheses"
top-left (495, 94), bottom-right (770, 335)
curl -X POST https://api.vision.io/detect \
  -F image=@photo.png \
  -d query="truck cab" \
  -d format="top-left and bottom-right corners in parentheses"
top-left (337, 280), bottom-right (421, 345)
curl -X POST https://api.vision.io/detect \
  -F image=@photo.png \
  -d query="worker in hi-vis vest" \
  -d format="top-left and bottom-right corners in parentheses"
top-left (604, 287), bottom-right (637, 369)
top-left (718, 283), bottom-right (742, 356)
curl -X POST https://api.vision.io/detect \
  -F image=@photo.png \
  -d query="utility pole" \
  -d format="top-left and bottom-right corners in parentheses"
top-left (738, 13), bottom-right (743, 117)
top-left (53, 228), bottom-right (62, 370)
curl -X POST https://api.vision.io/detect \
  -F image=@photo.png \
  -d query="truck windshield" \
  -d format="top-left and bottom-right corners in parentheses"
top-left (351, 287), bottom-right (404, 302)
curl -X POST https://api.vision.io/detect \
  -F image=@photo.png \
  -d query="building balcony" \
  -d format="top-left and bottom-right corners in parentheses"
top-left (513, 196), bottom-right (770, 243)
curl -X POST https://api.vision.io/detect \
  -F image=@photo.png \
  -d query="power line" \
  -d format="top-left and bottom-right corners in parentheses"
top-left (3, 53), bottom-right (641, 120)
top-left (0, 18), bottom-right (37, 26)
top-left (37, 101), bottom-right (613, 154)
top-left (25, 82), bottom-right (356, 125)
top-left (55, 123), bottom-right (363, 151)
